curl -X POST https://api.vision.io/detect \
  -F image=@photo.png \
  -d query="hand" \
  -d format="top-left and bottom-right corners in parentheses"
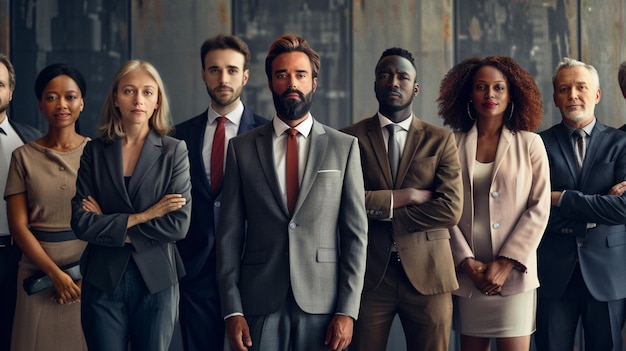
top-left (144, 194), bottom-right (187, 219)
top-left (462, 258), bottom-right (488, 289)
top-left (479, 258), bottom-right (515, 295)
top-left (324, 315), bottom-right (353, 351)
top-left (49, 271), bottom-right (81, 305)
top-left (393, 188), bottom-right (433, 207)
top-left (82, 195), bottom-right (102, 214)
top-left (608, 181), bottom-right (626, 196)
top-left (225, 315), bottom-right (252, 351)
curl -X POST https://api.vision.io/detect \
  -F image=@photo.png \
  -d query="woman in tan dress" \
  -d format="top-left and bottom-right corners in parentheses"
top-left (5, 63), bottom-right (89, 351)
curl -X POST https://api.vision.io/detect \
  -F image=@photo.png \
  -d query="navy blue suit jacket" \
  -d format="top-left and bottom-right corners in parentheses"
top-left (538, 121), bottom-right (626, 301)
top-left (173, 107), bottom-right (268, 279)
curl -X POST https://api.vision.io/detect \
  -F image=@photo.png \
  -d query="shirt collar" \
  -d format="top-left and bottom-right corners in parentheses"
top-left (377, 112), bottom-right (413, 131)
top-left (273, 113), bottom-right (313, 138)
top-left (207, 100), bottom-right (244, 125)
top-left (564, 118), bottom-right (596, 136)
top-left (0, 116), bottom-right (12, 135)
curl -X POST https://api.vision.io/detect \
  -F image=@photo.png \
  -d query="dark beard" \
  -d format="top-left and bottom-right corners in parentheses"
top-left (272, 88), bottom-right (314, 121)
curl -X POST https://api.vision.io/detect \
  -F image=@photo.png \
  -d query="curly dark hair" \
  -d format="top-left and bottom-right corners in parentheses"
top-left (437, 56), bottom-right (543, 132)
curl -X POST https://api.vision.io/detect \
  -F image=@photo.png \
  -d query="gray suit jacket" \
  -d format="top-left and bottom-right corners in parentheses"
top-left (539, 121), bottom-right (626, 301)
top-left (71, 130), bottom-right (192, 294)
top-left (216, 119), bottom-right (368, 319)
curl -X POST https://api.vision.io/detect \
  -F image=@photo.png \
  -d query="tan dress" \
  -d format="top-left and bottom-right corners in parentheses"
top-left (452, 160), bottom-right (536, 338)
top-left (5, 139), bottom-right (89, 351)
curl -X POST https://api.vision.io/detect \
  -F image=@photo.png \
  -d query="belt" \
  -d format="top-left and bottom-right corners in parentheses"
top-left (0, 235), bottom-right (13, 247)
top-left (30, 229), bottom-right (77, 242)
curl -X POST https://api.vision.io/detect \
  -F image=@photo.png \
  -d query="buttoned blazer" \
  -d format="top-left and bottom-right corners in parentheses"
top-left (71, 130), bottom-right (192, 294)
top-left (539, 122), bottom-right (626, 301)
top-left (449, 125), bottom-right (551, 297)
top-left (216, 119), bottom-right (368, 319)
top-left (172, 108), bottom-right (268, 279)
top-left (341, 115), bottom-right (462, 295)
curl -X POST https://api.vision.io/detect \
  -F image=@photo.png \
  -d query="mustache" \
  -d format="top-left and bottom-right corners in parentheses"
top-left (214, 85), bottom-right (233, 92)
top-left (281, 88), bottom-right (305, 100)
top-left (382, 88), bottom-right (402, 96)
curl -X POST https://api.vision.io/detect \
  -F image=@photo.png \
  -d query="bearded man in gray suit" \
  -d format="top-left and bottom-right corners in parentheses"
top-left (216, 34), bottom-right (368, 351)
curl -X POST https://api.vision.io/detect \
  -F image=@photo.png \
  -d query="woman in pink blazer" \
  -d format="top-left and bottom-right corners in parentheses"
top-left (438, 56), bottom-right (551, 351)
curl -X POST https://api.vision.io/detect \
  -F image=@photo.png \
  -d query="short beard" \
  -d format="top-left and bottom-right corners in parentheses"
top-left (272, 88), bottom-right (314, 121)
top-left (0, 99), bottom-right (8, 115)
top-left (207, 84), bottom-right (243, 108)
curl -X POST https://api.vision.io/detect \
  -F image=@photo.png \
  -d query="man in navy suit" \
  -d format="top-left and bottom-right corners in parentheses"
top-left (536, 57), bottom-right (626, 350)
top-left (173, 35), bottom-right (267, 351)
top-left (0, 53), bottom-right (41, 351)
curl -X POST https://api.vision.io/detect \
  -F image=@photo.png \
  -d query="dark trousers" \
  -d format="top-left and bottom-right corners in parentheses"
top-left (536, 264), bottom-right (626, 351)
top-left (352, 256), bottom-right (452, 351)
top-left (0, 242), bottom-right (20, 351)
top-left (81, 258), bottom-right (179, 351)
top-left (179, 259), bottom-right (224, 351)
top-left (246, 291), bottom-right (333, 351)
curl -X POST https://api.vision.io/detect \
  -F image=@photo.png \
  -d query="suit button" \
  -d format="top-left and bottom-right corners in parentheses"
top-left (214, 201), bottom-right (221, 208)
top-left (492, 223), bottom-right (500, 229)
top-left (491, 191), bottom-right (499, 198)
top-left (577, 242), bottom-right (583, 247)
top-left (289, 223), bottom-right (297, 229)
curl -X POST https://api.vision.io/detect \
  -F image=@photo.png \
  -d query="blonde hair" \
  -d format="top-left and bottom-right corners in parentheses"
top-left (98, 60), bottom-right (172, 142)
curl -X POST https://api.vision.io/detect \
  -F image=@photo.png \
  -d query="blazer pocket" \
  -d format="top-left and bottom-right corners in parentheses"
top-left (606, 231), bottom-right (626, 247)
top-left (317, 248), bottom-right (338, 262)
top-left (426, 229), bottom-right (451, 241)
top-left (316, 170), bottom-right (340, 178)
top-left (242, 250), bottom-right (267, 265)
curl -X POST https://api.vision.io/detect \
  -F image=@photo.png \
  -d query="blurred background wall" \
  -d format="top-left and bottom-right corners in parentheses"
top-left (1, 0), bottom-right (624, 136)
top-left (1, 0), bottom-right (624, 350)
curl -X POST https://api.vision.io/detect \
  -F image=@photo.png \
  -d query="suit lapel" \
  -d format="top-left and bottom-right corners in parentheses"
top-left (255, 123), bottom-right (287, 214)
top-left (579, 122), bottom-right (608, 186)
top-left (296, 120), bottom-right (328, 214)
top-left (553, 123), bottom-right (580, 182)
top-left (127, 130), bottom-right (162, 201)
top-left (190, 114), bottom-right (212, 199)
top-left (238, 108), bottom-right (256, 134)
top-left (365, 116), bottom-right (395, 188)
top-left (396, 116), bottom-right (422, 187)
top-left (492, 126), bottom-right (512, 183)
top-left (462, 125), bottom-right (478, 182)
top-left (103, 139), bottom-right (133, 207)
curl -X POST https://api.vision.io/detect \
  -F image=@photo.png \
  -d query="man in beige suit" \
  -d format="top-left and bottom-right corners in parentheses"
top-left (342, 47), bottom-right (462, 350)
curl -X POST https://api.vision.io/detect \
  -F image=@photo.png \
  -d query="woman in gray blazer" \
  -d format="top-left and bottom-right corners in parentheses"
top-left (71, 60), bottom-right (191, 351)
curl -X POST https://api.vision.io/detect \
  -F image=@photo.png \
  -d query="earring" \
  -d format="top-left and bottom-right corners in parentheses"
top-left (506, 101), bottom-right (514, 122)
top-left (466, 101), bottom-right (476, 121)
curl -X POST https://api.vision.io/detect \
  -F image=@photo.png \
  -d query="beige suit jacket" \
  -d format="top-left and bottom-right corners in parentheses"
top-left (450, 125), bottom-right (551, 297)
top-left (342, 114), bottom-right (462, 295)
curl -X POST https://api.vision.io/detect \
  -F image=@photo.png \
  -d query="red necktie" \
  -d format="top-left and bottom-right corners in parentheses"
top-left (211, 117), bottom-right (227, 195)
top-left (286, 128), bottom-right (299, 215)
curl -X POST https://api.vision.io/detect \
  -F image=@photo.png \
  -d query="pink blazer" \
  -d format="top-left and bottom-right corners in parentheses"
top-left (450, 125), bottom-right (551, 297)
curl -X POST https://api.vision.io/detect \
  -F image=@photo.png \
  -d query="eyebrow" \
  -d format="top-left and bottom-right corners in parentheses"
top-left (207, 65), bottom-right (240, 70)
top-left (274, 69), bottom-right (309, 75)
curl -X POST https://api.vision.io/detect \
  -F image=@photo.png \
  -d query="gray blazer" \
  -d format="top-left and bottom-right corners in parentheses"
top-left (216, 119), bottom-right (368, 319)
top-left (71, 130), bottom-right (192, 294)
